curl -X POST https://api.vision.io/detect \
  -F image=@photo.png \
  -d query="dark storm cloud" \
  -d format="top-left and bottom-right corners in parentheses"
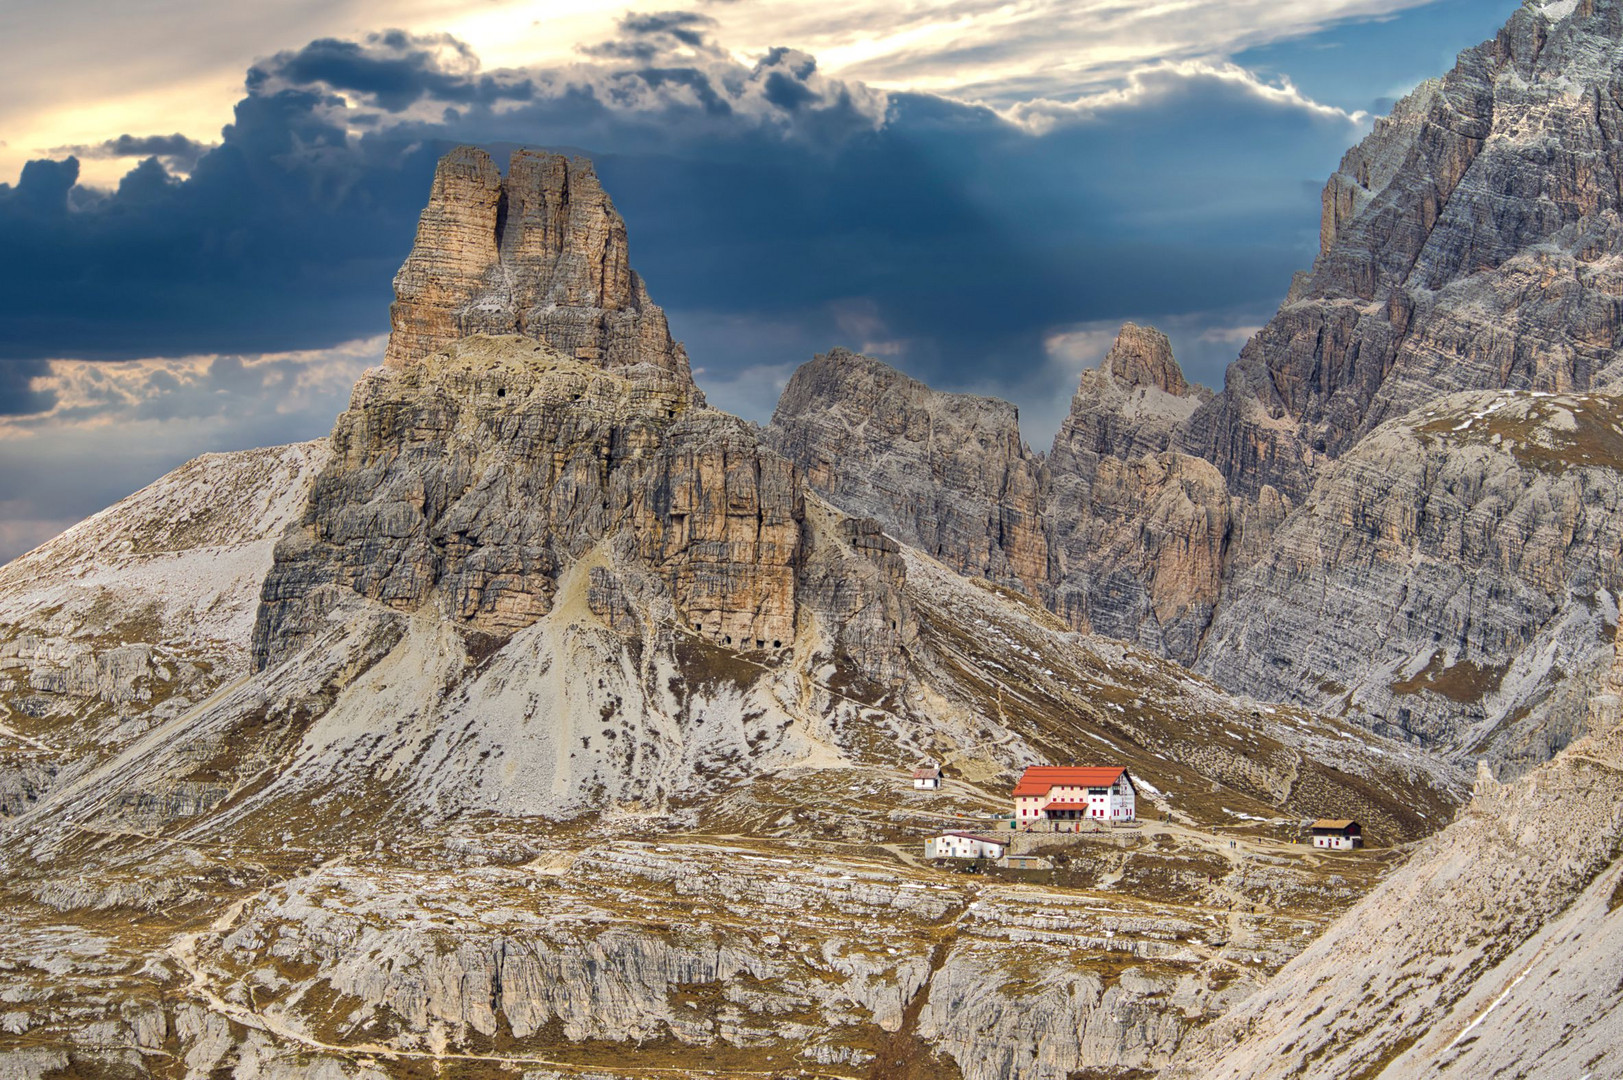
top-left (53, 133), bottom-right (215, 171)
top-left (0, 19), bottom-right (1364, 416)
top-left (618, 12), bottom-right (719, 48)
top-left (0, 358), bottom-right (57, 416)
top-left (632, 68), bottom-right (734, 116)
top-left (250, 32), bottom-right (536, 113)
top-left (13, 156), bottom-right (80, 214)
top-left (0, 78), bottom-right (437, 394)
top-left (577, 12), bottom-right (721, 66)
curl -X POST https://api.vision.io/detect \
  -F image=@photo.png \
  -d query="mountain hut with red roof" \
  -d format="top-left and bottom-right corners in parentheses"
top-left (1013, 766), bottom-right (1137, 828)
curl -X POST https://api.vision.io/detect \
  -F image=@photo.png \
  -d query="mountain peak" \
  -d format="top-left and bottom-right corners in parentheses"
top-left (766, 346), bottom-right (1047, 597)
top-left (384, 146), bottom-right (697, 390)
top-left (1103, 322), bottom-right (1190, 396)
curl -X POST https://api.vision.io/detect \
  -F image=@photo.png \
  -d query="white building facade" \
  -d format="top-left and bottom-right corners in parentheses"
top-left (1310, 820), bottom-right (1362, 850)
top-left (913, 766), bottom-right (943, 789)
top-left (925, 833), bottom-right (1008, 860)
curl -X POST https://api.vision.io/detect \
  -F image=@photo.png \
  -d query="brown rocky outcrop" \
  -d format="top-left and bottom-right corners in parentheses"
top-left (384, 147), bottom-right (695, 387)
top-left (1106, 322), bottom-right (1192, 397)
top-left (764, 348), bottom-right (1050, 598)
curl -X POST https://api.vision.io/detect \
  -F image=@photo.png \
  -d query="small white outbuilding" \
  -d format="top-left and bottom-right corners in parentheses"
top-left (925, 832), bottom-right (1007, 860)
top-left (912, 766), bottom-right (943, 790)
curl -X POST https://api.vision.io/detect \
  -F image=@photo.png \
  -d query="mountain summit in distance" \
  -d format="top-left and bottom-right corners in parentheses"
top-left (5, 2), bottom-right (1623, 1078)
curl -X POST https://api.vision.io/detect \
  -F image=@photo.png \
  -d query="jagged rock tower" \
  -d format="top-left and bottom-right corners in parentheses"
top-left (385, 146), bottom-right (697, 389)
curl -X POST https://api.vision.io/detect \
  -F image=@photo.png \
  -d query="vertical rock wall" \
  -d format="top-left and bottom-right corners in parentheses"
top-left (385, 147), bottom-right (696, 388)
top-left (253, 337), bottom-right (788, 672)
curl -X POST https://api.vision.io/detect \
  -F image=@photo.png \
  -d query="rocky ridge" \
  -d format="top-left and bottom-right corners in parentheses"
top-left (1182, 0), bottom-right (1623, 772)
top-left (768, 326), bottom-right (1275, 668)
top-left (768, 0), bottom-right (1623, 775)
top-left (7, 324), bottom-right (1453, 838)
top-left (1182, 0), bottom-right (1623, 500)
top-left (0, 442), bottom-right (327, 817)
top-left (764, 348), bottom-right (1049, 598)
top-left (1198, 389), bottom-right (1623, 775)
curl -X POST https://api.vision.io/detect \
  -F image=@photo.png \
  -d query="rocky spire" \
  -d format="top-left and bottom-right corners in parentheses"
top-left (1104, 323), bottom-right (1189, 396)
top-left (384, 146), bottom-right (697, 388)
top-left (1043, 325), bottom-right (1228, 663)
top-left (1053, 323), bottom-right (1209, 466)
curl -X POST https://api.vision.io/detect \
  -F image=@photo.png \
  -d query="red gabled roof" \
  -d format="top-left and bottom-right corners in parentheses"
top-left (1041, 801), bottom-right (1092, 811)
top-left (1013, 766), bottom-right (1128, 797)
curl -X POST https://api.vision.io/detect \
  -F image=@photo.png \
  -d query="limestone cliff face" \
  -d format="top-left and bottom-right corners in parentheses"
top-left (765, 348), bottom-right (1050, 598)
top-left (255, 336), bottom-right (790, 673)
top-left (1047, 452), bottom-right (1235, 664)
top-left (1044, 325), bottom-right (1238, 662)
top-left (1199, 389), bottom-right (1623, 774)
top-left (384, 147), bottom-right (695, 388)
top-left (1182, 0), bottom-right (1623, 501)
top-left (765, 329), bottom-right (1275, 666)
